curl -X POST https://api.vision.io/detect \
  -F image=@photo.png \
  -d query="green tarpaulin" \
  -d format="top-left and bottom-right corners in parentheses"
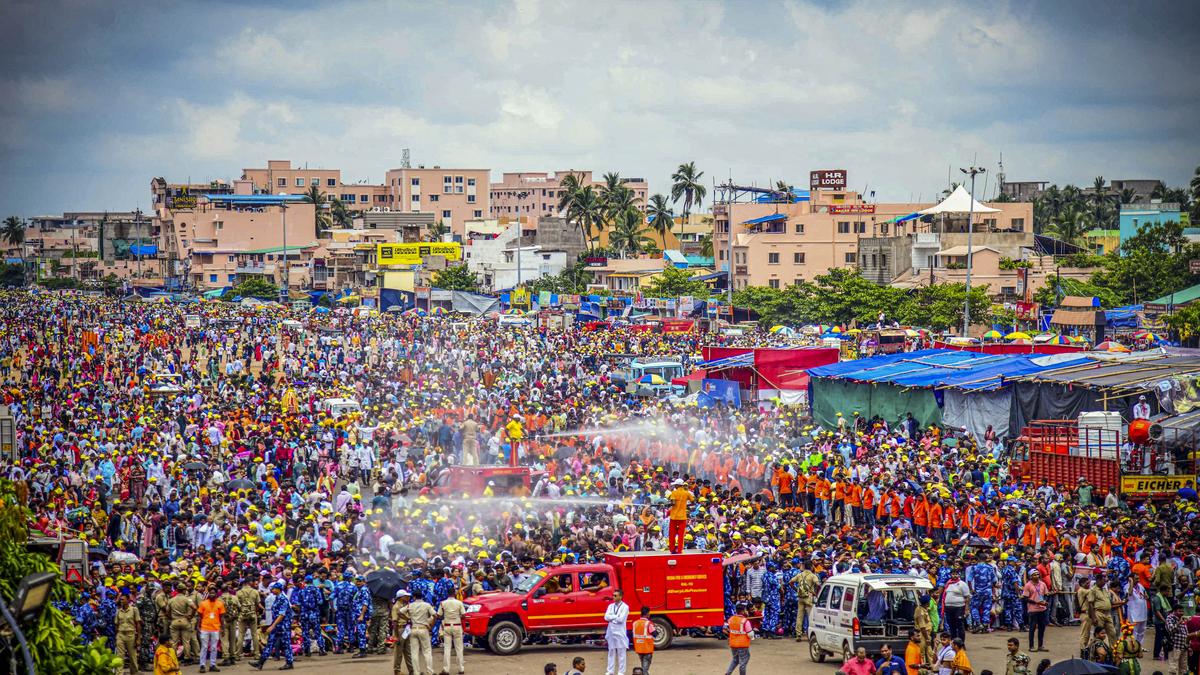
top-left (811, 378), bottom-right (942, 429)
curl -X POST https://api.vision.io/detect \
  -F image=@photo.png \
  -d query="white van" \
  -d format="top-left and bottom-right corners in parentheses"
top-left (320, 397), bottom-right (361, 418)
top-left (807, 573), bottom-right (932, 664)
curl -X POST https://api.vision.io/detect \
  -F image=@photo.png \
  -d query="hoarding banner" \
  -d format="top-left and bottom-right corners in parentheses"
top-left (1120, 474), bottom-right (1195, 496)
top-left (810, 169), bottom-right (847, 190)
top-left (377, 242), bottom-right (463, 265)
top-left (828, 204), bottom-right (875, 214)
top-left (699, 378), bottom-right (741, 407)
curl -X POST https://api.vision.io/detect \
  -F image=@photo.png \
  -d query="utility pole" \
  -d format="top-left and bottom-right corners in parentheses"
top-left (280, 200), bottom-right (289, 303)
top-left (135, 209), bottom-right (143, 282)
top-left (960, 166), bottom-right (986, 336)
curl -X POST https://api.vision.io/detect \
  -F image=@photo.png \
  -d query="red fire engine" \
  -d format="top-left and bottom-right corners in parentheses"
top-left (462, 550), bottom-right (753, 655)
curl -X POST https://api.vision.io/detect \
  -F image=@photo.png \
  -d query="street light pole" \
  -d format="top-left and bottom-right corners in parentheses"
top-left (280, 200), bottom-right (288, 303)
top-left (960, 166), bottom-right (986, 336)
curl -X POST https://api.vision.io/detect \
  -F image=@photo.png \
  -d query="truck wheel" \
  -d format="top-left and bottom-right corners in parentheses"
top-left (487, 621), bottom-right (524, 656)
top-left (650, 616), bottom-right (673, 650)
top-left (842, 641), bottom-right (852, 664)
top-left (809, 634), bottom-right (825, 663)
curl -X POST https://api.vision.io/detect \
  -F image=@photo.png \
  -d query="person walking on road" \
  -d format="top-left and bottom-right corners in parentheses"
top-left (604, 589), bottom-right (630, 675)
top-left (631, 605), bottom-right (656, 674)
top-left (724, 602), bottom-right (753, 675)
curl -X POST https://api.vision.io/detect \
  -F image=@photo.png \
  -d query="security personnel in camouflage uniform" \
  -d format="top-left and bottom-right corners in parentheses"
top-left (350, 575), bottom-right (374, 658)
top-left (114, 593), bottom-right (142, 675)
top-left (218, 584), bottom-right (241, 666)
top-left (333, 571), bottom-right (356, 653)
top-left (368, 594), bottom-right (391, 654)
top-left (251, 583), bottom-right (293, 671)
top-left (294, 575), bottom-right (326, 657)
top-left (167, 583), bottom-right (198, 664)
top-left (236, 577), bottom-right (263, 657)
top-left (135, 585), bottom-right (159, 671)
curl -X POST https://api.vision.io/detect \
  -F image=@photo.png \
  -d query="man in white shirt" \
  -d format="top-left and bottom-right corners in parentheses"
top-left (604, 589), bottom-right (630, 675)
top-left (1132, 394), bottom-right (1151, 420)
top-left (935, 632), bottom-right (956, 675)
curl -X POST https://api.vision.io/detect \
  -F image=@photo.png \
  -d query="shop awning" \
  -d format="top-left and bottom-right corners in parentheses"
top-left (741, 213), bottom-right (787, 225)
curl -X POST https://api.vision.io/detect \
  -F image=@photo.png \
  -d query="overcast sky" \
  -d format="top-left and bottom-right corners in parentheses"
top-left (2, 0), bottom-right (1198, 216)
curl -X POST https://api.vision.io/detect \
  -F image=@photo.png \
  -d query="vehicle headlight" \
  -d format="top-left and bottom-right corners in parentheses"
top-left (464, 604), bottom-right (482, 613)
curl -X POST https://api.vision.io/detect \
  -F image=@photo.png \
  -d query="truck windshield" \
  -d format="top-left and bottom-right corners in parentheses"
top-left (856, 586), bottom-right (921, 624)
top-left (515, 571), bottom-right (545, 594)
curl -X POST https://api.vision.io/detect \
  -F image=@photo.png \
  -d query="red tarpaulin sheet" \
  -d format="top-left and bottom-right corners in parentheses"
top-left (698, 347), bottom-right (838, 391)
top-left (672, 369), bottom-right (707, 386)
top-left (661, 319), bottom-right (695, 333)
top-left (933, 341), bottom-right (1086, 355)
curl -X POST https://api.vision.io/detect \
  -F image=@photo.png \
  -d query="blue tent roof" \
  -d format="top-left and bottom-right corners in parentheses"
top-left (742, 213), bottom-right (788, 225)
top-left (754, 188), bottom-right (810, 203)
top-left (807, 348), bottom-right (1089, 391)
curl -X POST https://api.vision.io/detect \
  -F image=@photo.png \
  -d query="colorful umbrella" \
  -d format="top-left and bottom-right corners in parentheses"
top-left (1005, 331), bottom-right (1032, 340)
top-left (981, 330), bottom-right (1003, 340)
top-left (638, 374), bottom-right (666, 385)
top-left (1094, 341), bottom-right (1131, 353)
top-left (1134, 331), bottom-right (1165, 342)
top-left (430, 307), bottom-right (448, 316)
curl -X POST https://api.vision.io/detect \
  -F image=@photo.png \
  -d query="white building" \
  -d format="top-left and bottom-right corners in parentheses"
top-left (463, 220), bottom-right (568, 291)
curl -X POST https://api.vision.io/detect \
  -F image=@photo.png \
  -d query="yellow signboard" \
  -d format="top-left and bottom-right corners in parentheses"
top-left (511, 288), bottom-right (530, 307)
top-left (1120, 474), bottom-right (1195, 495)
top-left (376, 242), bottom-right (462, 265)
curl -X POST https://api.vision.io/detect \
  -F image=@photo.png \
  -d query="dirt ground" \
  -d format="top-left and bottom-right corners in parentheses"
top-left (212, 624), bottom-right (1167, 675)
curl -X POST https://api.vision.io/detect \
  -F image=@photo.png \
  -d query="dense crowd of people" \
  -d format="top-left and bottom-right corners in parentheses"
top-left (2, 289), bottom-right (1198, 675)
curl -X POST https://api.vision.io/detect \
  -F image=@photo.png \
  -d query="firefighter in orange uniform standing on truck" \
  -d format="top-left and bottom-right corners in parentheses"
top-left (724, 602), bottom-right (753, 675)
top-left (631, 605), bottom-right (656, 674)
top-left (667, 479), bottom-right (693, 554)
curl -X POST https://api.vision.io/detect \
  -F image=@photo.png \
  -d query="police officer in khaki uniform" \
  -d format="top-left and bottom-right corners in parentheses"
top-left (236, 578), bottom-right (263, 657)
top-left (115, 594), bottom-right (142, 675)
top-left (186, 580), bottom-right (203, 664)
top-left (392, 590), bottom-right (415, 675)
top-left (167, 583), bottom-right (198, 664)
top-left (1087, 574), bottom-right (1117, 644)
top-left (218, 585), bottom-right (241, 666)
top-left (437, 594), bottom-right (467, 675)
top-left (1076, 576), bottom-right (1094, 656)
top-left (406, 593), bottom-right (437, 675)
top-left (791, 561), bottom-right (819, 640)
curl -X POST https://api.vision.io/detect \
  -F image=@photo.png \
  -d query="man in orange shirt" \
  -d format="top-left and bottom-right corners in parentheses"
top-left (197, 586), bottom-right (226, 673)
top-left (778, 468), bottom-right (794, 507)
top-left (667, 479), bottom-right (694, 554)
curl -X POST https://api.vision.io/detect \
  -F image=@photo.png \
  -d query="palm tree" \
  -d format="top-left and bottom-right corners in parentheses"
top-left (774, 180), bottom-right (794, 202)
top-left (1091, 176), bottom-right (1112, 229)
top-left (670, 162), bottom-right (707, 249)
top-left (427, 220), bottom-right (449, 242)
top-left (330, 198), bottom-right (352, 229)
top-left (556, 173), bottom-right (583, 215)
top-left (1119, 188), bottom-right (1139, 205)
top-left (303, 185), bottom-right (332, 238)
top-left (698, 233), bottom-right (714, 258)
top-left (608, 216), bottom-right (652, 258)
top-left (1044, 205), bottom-right (1091, 244)
top-left (598, 173), bottom-right (629, 241)
top-left (1, 216), bottom-right (24, 246)
top-left (645, 194), bottom-right (675, 249)
top-left (566, 186), bottom-right (604, 254)
top-left (1191, 165), bottom-right (1200, 201)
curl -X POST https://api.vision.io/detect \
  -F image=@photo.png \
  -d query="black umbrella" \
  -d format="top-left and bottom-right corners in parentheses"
top-left (1042, 659), bottom-right (1117, 675)
top-left (365, 569), bottom-right (403, 601)
top-left (183, 461), bottom-right (208, 472)
top-left (226, 478), bottom-right (256, 491)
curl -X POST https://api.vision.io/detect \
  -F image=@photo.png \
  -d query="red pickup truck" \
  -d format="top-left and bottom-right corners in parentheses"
top-left (463, 550), bottom-right (751, 655)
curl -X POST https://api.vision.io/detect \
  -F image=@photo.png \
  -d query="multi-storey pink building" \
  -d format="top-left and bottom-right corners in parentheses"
top-left (240, 160), bottom-right (389, 211)
top-left (489, 171), bottom-right (648, 226)
top-left (383, 167), bottom-right (490, 237)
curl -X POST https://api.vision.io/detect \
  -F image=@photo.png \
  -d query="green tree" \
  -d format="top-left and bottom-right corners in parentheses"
top-left (330, 198), bottom-right (352, 228)
top-left (670, 162), bottom-right (707, 248)
top-left (698, 233), bottom-right (713, 258)
top-left (1165, 303), bottom-right (1200, 345)
top-left (432, 263), bottom-right (481, 292)
top-left (608, 216), bottom-right (653, 257)
top-left (303, 185), bottom-right (332, 238)
top-left (529, 262), bottom-right (593, 294)
top-left (427, 220), bottom-right (449, 242)
top-left (645, 194), bottom-right (674, 247)
top-left (640, 265), bottom-right (708, 298)
top-left (895, 282), bottom-right (991, 331)
top-left (565, 186), bottom-right (604, 254)
top-left (1090, 176), bottom-right (1113, 229)
top-left (0, 262), bottom-right (25, 286)
top-left (223, 275), bottom-right (279, 300)
top-left (2, 215), bottom-right (25, 246)
top-left (0, 480), bottom-right (123, 674)
top-left (556, 173), bottom-right (584, 214)
top-left (1043, 204), bottom-right (1091, 244)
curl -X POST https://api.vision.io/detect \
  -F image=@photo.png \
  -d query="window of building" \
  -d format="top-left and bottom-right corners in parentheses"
top-left (411, 194), bottom-right (420, 202)
top-left (880, 223), bottom-right (889, 235)
top-left (853, 221), bottom-right (866, 233)
top-left (794, 223), bottom-right (805, 234)
top-left (209, 274), bottom-right (217, 283)
top-left (768, 278), bottom-right (780, 289)
top-left (359, 195), bottom-right (368, 203)
top-left (1011, 218), bottom-right (1025, 231)
top-left (793, 278), bottom-right (803, 286)
top-left (277, 178), bottom-right (286, 187)
top-left (983, 218), bottom-right (998, 229)
top-left (474, 210), bottom-right (482, 218)
top-left (845, 252), bottom-right (857, 264)
top-left (467, 195), bottom-right (476, 203)
top-left (871, 254), bottom-right (878, 267)
top-left (455, 176), bottom-right (464, 183)
top-left (295, 178), bottom-right (305, 187)
top-left (341, 194), bottom-right (355, 202)
top-left (837, 221), bottom-right (850, 234)
top-left (326, 178), bottom-right (336, 187)
top-left (429, 194), bottom-right (439, 202)
top-left (719, 250), bottom-right (725, 260)
top-left (467, 178), bottom-right (476, 186)
top-left (310, 178), bottom-right (319, 186)
top-left (881, 254), bottom-right (888, 268)
top-left (794, 252), bottom-right (805, 264)
top-left (832, 193), bottom-right (845, 202)
top-left (411, 178), bottom-right (420, 186)
top-left (442, 210), bottom-right (451, 219)
top-left (228, 274), bottom-right (236, 282)
top-left (213, 221), bottom-right (223, 230)
top-left (1001, 286), bottom-right (1017, 295)
top-left (768, 252), bottom-right (780, 264)
top-left (443, 176), bottom-right (452, 193)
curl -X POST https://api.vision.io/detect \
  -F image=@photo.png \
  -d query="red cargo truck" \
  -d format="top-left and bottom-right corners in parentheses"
top-left (462, 550), bottom-right (752, 655)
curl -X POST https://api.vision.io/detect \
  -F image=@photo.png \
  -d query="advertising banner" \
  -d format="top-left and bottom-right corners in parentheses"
top-left (699, 378), bottom-right (741, 407)
top-left (377, 242), bottom-right (463, 265)
top-left (1120, 474), bottom-right (1196, 497)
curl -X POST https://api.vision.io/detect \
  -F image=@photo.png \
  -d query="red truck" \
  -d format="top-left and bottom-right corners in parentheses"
top-left (430, 465), bottom-right (544, 498)
top-left (1009, 420), bottom-right (1121, 496)
top-left (463, 550), bottom-right (750, 655)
